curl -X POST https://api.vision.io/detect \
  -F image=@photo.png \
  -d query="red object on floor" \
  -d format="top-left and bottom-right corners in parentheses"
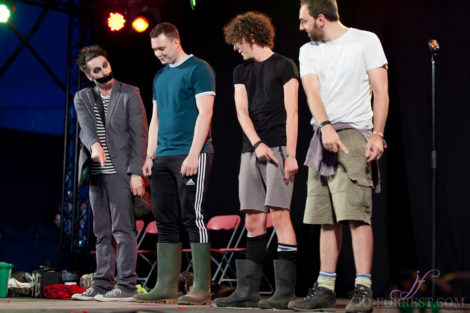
top-left (43, 284), bottom-right (86, 299)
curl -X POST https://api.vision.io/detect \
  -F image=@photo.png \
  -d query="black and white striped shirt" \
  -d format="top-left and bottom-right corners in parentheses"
top-left (90, 95), bottom-right (117, 175)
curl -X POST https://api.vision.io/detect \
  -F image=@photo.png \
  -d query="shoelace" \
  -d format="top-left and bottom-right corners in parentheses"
top-left (351, 287), bottom-right (369, 300)
top-left (305, 287), bottom-right (320, 299)
top-left (106, 289), bottom-right (122, 297)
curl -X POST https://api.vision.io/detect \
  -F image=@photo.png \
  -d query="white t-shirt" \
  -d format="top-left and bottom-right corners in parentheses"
top-left (299, 28), bottom-right (387, 129)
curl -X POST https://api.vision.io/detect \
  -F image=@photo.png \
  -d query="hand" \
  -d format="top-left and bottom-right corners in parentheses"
top-left (142, 158), bottom-right (154, 177)
top-left (91, 142), bottom-right (106, 167)
top-left (284, 156), bottom-right (298, 184)
top-left (254, 143), bottom-right (279, 164)
top-left (130, 174), bottom-right (145, 196)
top-left (366, 134), bottom-right (384, 162)
top-left (321, 125), bottom-right (349, 154)
top-left (181, 153), bottom-right (199, 177)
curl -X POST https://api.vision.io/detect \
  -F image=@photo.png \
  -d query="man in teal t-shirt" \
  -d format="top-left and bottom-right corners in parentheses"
top-left (134, 22), bottom-right (215, 306)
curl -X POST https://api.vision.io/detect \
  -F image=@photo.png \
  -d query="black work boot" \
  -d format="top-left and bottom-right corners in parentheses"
top-left (259, 259), bottom-right (296, 309)
top-left (287, 282), bottom-right (336, 311)
top-left (345, 284), bottom-right (373, 313)
top-left (213, 259), bottom-right (263, 308)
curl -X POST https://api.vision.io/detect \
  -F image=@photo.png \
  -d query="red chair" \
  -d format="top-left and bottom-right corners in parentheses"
top-left (208, 215), bottom-right (245, 283)
top-left (183, 215), bottom-right (244, 283)
top-left (136, 221), bottom-right (158, 288)
top-left (216, 213), bottom-right (276, 294)
top-left (135, 220), bottom-right (145, 243)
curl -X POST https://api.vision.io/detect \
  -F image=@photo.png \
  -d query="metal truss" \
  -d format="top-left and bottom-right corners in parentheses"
top-left (58, 0), bottom-right (91, 272)
top-left (15, 0), bottom-right (79, 14)
top-left (0, 0), bottom-right (92, 271)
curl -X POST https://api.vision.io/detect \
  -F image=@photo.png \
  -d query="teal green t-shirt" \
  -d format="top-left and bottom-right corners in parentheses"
top-left (153, 55), bottom-right (216, 156)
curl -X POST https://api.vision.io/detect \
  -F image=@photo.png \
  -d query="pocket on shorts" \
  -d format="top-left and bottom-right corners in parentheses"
top-left (337, 130), bottom-right (374, 189)
top-left (342, 156), bottom-right (373, 188)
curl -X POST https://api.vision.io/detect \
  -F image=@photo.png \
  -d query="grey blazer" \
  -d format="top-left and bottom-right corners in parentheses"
top-left (74, 80), bottom-right (148, 186)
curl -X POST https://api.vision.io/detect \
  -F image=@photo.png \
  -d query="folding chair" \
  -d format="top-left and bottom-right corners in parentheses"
top-left (183, 215), bottom-right (244, 283)
top-left (217, 213), bottom-right (276, 295)
top-left (207, 215), bottom-right (245, 283)
top-left (136, 221), bottom-right (158, 288)
top-left (135, 219), bottom-right (145, 242)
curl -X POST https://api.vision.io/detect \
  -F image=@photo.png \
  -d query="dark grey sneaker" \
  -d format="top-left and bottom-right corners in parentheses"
top-left (94, 288), bottom-right (136, 302)
top-left (345, 285), bottom-right (373, 313)
top-left (71, 287), bottom-right (103, 301)
top-left (287, 282), bottom-right (336, 311)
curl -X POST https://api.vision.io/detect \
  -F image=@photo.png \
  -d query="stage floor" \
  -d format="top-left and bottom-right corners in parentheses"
top-left (1, 298), bottom-right (468, 313)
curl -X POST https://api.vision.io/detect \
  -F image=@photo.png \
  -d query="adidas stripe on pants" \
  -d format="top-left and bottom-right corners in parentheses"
top-left (150, 153), bottom-right (213, 243)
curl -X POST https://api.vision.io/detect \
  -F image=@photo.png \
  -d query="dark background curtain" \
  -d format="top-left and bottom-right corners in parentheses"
top-left (1, 0), bottom-right (468, 300)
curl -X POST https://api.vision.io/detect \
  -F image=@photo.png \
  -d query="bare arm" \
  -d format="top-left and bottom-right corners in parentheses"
top-left (142, 100), bottom-right (159, 176)
top-left (234, 84), bottom-right (278, 164)
top-left (301, 74), bottom-right (348, 153)
top-left (366, 66), bottom-right (389, 162)
top-left (283, 78), bottom-right (299, 183)
top-left (180, 94), bottom-right (214, 177)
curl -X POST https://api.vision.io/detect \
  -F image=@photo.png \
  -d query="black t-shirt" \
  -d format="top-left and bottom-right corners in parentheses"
top-left (233, 53), bottom-right (299, 152)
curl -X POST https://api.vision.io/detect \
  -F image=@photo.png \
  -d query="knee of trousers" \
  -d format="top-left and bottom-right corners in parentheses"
top-left (95, 231), bottom-right (113, 244)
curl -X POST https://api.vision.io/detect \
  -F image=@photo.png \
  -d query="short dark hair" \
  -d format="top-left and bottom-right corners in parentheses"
top-left (149, 22), bottom-right (180, 40)
top-left (76, 45), bottom-right (108, 74)
top-left (300, 0), bottom-right (340, 21)
top-left (223, 11), bottom-right (275, 49)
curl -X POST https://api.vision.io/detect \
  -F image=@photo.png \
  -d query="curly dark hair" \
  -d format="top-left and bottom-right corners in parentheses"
top-left (150, 22), bottom-right (180, 40)
top-left (300, 0), bottom-right (339, 21)
top-left (224, 11), bottom-right (275, 49)
top-left (76, 45), bottom-right (108, 74)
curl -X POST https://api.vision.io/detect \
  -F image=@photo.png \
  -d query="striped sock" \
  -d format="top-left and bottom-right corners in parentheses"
top-left (277, 243), bottom-right (297, 262)
top-left (355, 274), bottom-right (372, 288)
top-left (317, 271), bottom-right (336, 291)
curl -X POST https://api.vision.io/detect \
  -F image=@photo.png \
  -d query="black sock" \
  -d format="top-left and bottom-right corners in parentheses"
top-left (246, 233), bottom-right (268, 264)
top-left (277, 243), bottom-right (297, 263)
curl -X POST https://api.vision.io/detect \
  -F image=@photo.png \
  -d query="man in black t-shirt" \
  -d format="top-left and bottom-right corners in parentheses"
top-left (214, 12), bottom-right (299, 310)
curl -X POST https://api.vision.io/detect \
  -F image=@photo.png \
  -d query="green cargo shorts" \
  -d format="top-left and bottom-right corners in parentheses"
top-left (304, 129), bottom-right (373, 225)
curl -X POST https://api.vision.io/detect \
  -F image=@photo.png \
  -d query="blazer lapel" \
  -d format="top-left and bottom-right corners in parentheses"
top-left (86, 88), bottom-right (98, 124)
top-left (106, 80), bottom-right (121, 127)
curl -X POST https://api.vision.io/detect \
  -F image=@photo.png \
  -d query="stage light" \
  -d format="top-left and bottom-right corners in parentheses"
top-left (132, 16), bottom-right (149, 33)
top-left (128, 5), bottom-right (159, 34)
top-left (190, 0), bottom-right (196, 10)
top-left (107, 12), bottom-right (126, 31)
top-left (0, 4), bottom-right (10, 22)
top-left (0, 0), bottom-right (14, 23)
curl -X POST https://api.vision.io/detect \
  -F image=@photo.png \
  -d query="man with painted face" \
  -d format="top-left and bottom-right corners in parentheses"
top-left (214, 12), bottom-right (299, 310)
top-left (288, 0), bottom-right (389, 312)
top-left (72, 45), bottom-right (148, 302)
top-left (134, 22), bottom-right (215, 305)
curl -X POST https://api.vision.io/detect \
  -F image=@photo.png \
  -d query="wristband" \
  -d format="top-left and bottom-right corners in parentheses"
top-left (253, 140), bottom-right (264, 150)
top-left (373, 131), bottom-right (384, 137)
top-left (146, 155), bottom-right (156, 160)
top-left (319, 120), bottom-right (331, 128)
top-left (286, 154), bottom-right (295, 158)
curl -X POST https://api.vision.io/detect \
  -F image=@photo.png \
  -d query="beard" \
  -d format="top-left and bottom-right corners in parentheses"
top-left (308, 25), bottom-right (325, 42)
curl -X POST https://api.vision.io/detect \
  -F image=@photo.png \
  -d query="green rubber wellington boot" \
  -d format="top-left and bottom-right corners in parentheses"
top-left (134, 242), bottom-right (182, 303)
top-left (178, 243), bottom-right (212, 305)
